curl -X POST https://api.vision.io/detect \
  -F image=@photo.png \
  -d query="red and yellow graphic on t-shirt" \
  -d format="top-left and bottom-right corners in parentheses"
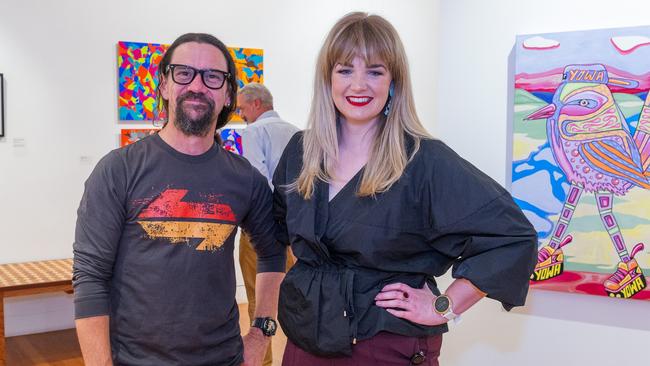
top-left (137, 189), bottom-right (237, 251)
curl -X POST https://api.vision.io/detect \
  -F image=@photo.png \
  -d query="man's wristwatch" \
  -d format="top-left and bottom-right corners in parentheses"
top-left (433, 294), bottom-right (459, 321)
top-left (251, 317), bottom-right (277, 336)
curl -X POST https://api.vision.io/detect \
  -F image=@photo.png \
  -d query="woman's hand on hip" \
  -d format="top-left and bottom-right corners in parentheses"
top-left (374, 282), bottom-right (447, 326)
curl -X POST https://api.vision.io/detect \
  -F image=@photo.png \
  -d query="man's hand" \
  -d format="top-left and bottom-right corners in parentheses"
top-left (242, 327), bottom-right (270, 366)
top-left (242, 272), bottom-right (282, 365)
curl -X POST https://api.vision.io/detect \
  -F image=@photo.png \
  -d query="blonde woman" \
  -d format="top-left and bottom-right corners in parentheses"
top-left (273, 12), bottom-right (537, 365)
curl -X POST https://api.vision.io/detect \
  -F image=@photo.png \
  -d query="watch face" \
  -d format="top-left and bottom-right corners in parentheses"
top-left (264, 319), bottom-right (275, 333)
top-left (263, 318), bottom-right (277, 335)
top-left (435, 296), bottom-right (450, 313)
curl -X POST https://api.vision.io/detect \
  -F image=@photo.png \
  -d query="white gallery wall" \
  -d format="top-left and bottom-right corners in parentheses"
top-left (0, 0), bottom-right (437, 336)
top-left (436, 1), bottom-right (650, 366)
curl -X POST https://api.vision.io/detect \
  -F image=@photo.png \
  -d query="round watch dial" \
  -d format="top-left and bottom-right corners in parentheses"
top-left (434, 295), bottom-right (450, 313)
top-left (265, 319), bottom-right (277, 333)
top-left (262, 318), bottom-right (277, 336)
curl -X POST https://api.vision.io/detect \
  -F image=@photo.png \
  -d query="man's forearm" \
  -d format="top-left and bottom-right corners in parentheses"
top-left (76, 315), bottom-right (113, 366)
top-left (242, 272), bottom-right (284, 365)
top-left (252, 272), bottom-right (284, 318)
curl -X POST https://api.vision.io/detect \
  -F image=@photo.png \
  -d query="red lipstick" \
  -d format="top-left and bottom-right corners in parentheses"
top-left (346, 96), bottom-right (373, 107)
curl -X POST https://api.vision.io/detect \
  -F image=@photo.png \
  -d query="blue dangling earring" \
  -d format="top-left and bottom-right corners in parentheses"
top-left (384, 81), bottom-right (394, 116)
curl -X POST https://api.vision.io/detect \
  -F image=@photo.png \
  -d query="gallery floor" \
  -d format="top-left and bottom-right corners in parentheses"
top-left (6, 303), bottom-right (287, 365)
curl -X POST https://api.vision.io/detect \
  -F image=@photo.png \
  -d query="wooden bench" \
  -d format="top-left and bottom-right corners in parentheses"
top-left (0, 258), bottom-right (73, 366)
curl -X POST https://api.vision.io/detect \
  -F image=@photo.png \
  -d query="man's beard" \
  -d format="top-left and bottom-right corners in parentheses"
top-left (173, 92), bottom-right (217, 137)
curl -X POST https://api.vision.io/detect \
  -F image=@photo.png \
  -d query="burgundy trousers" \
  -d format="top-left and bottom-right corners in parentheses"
top-left (282, 332), bottom-right (442, 366)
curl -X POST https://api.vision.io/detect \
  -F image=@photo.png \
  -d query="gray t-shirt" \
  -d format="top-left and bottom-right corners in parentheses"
top-left (73, 133), bottom-right (286, 365)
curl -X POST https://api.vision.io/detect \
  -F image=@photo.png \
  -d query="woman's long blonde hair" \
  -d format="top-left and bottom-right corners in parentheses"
top-left (295, 12), bottom-right (432, 199)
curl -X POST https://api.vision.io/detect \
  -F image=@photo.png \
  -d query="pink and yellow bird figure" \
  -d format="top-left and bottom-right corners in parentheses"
top-left (526, 64), bottom-right (650, 298)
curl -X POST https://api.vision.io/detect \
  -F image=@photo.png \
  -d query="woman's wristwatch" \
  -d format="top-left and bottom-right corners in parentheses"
top-left (433, 294), bottom-right (460, 323)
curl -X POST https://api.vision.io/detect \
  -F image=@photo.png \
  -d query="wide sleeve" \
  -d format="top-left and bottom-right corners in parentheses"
top-left (426, 142), bottom-right (538, 310)
top-left (72, 150), bottom-right (127, 319)
top-left (241, 166), bottom-right (287, 273)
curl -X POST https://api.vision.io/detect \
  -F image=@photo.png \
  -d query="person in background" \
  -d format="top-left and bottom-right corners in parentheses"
top-left (237, 82), bottom-right (299, 366)
top-left (273, 12), bottom-right (538, 365)
top-left (73, 33), bottom-right (285, 366)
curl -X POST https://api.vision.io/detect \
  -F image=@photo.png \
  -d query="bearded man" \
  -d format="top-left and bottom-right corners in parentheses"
top-left (72, 33), bottom-right (285, 366)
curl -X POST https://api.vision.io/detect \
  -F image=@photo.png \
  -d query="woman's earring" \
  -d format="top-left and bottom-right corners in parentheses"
top-left (384, 82), bottom-right (394, 116)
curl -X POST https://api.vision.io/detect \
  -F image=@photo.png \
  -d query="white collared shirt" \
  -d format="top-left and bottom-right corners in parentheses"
top-left (240, 110), bottom-right (300, 188)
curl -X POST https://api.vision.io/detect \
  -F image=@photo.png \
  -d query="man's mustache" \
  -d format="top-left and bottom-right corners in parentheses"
top-left (177, 92), bottom-right (215, 109)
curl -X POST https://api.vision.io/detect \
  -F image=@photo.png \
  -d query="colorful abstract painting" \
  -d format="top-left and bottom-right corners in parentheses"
top-left (118, 42), bottom-right (167, 121)
top-left (229, 47), bottom-right (264, 87)
top-left (219, 128), bottom-right (243, 155)
top-left (228, 47), bottom-right (263, 123)
top-left (513, 26), bottom-right (650, 301)
top-left (117, 41), bottom-right (263, 123)
top-left (120, 128), bottom-right (160, 147)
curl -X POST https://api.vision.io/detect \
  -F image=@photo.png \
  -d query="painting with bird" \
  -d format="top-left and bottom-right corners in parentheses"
top-left (512, 26), bottom-right (650, 301)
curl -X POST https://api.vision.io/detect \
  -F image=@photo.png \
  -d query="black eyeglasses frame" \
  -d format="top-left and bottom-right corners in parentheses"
top-left (165, 64), bottom-right (231, 90)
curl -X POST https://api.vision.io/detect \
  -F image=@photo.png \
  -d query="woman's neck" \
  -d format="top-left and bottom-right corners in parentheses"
top-left (338, 117), bottom-right (378, 155)
top-left (328, 117), bottom-right (378, 200)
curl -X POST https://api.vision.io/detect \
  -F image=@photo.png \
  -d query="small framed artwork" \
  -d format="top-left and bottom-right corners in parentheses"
top-left (219, 127), bottom-right (244, 155)
top-left (120, 128), bottom-right (160, 147)
top-left (1, 73), bottom-right (4, 137)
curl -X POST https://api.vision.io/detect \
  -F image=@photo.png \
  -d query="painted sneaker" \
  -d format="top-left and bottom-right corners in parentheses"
top-left (531, 235), bottom-right (572, 281)
top-left (604, 243), bottom-right (647, 298)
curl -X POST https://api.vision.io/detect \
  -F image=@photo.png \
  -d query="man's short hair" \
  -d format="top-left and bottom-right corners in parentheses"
top-left (156, 33), bottom-right (239, 130)
top-left (238, 82), bottom-right (273, 109)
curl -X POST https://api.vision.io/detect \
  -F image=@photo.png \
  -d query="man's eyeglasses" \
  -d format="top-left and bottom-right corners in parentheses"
top-left (166, 64), bottom-right (231, 90)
